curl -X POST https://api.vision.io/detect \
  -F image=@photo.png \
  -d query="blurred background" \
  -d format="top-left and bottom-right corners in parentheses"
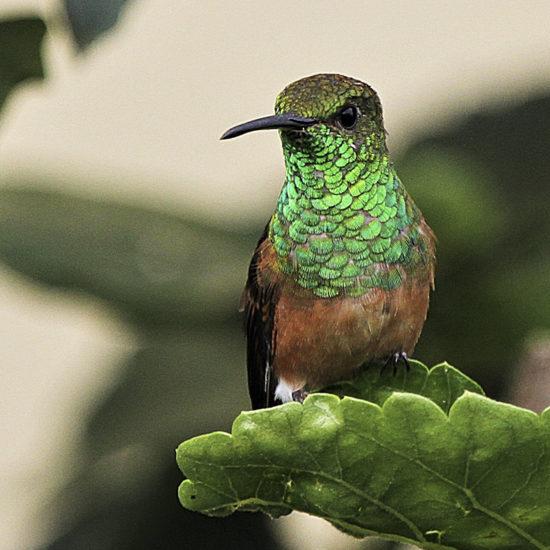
top-left (1, 1), bottom-right (549, 549)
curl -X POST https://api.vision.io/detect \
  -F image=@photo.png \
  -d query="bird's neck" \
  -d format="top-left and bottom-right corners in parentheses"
top-left (269, 137), bottom-right (430, 298)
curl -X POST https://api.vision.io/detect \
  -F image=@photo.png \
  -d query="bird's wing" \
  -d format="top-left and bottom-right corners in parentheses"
top-left (240, 224), bottom-right (279, 409)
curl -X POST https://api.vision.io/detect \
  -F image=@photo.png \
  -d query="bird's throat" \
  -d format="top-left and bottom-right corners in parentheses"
top-left (269, 134), bottom-right (429, 298)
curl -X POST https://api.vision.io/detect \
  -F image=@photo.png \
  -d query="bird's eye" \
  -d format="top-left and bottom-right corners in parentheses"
top-left (337, 105), bottom-right (358, 129)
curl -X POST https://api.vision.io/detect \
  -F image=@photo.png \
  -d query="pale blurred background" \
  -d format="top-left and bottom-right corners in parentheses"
top-left (1, 1), bottom-right (549, 549)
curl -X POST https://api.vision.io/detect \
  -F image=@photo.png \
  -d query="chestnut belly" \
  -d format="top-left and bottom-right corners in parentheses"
top-left (272, 279), bottom-right (431, 390)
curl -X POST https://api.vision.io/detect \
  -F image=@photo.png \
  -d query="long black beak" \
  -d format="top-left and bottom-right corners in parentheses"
top-left (220, 113), bottom-right (316, 140)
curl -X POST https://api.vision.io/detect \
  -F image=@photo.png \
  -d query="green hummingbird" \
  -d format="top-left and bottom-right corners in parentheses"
top-left (221, 74), bottom-right (435, 409)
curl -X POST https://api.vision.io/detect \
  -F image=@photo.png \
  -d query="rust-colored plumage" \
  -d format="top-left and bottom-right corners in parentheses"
top-left (241, 220), bottom-right (435, 408)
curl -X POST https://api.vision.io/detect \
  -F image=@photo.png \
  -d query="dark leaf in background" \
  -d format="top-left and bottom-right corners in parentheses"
top-left (0, 18), bottom-right (46, 113)
top-left (397, 95), bottom-right (550, 397)
top-left (63, 0), bottom-right (133, 49)
top-left (0, 188), bottom-right (254, 328)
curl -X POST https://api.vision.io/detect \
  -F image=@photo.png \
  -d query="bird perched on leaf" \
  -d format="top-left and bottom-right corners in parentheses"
top-left (221, 74), bottom-right (435, 409)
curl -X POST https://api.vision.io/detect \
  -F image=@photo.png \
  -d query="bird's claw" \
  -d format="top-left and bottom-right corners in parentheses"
top-left (292, 389), bottom-right (308, 403)
top-left (382, 351), bottom-right (410, 376)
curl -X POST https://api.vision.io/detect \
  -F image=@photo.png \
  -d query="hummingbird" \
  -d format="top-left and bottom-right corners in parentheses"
top-left (221, 74), bottom-right (435, 409)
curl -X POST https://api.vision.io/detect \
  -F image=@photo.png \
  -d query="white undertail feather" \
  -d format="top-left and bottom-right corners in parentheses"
top-left (274, 379), bottom-right (295, 403)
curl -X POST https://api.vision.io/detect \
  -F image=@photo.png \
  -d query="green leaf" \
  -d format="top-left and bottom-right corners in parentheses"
top-left (177, 363), bottom-right (550, 550)
top-left (324, 359), bottom-right (484, 414)
top-left (0, 18), bottom-right (46, 112)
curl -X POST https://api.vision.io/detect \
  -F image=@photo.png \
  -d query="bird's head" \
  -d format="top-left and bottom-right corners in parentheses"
top-left (221, 73), bottom-right (387, 162)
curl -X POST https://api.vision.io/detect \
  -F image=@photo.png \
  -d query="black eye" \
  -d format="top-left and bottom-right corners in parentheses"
top-left (337, 105), bottom-right (358, 129)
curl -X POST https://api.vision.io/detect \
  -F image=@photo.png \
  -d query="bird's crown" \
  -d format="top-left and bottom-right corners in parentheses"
top-left (275, 73), bottom-right (383, 133)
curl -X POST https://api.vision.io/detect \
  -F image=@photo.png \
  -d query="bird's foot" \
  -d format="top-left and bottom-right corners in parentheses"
top-left (382, 351), bottom-right (410, 376)
top-left (291, 389), bottom-right (309, 403)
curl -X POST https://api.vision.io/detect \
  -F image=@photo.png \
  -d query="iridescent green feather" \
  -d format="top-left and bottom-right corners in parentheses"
top-left (268, 74), bottom-right (432, 298)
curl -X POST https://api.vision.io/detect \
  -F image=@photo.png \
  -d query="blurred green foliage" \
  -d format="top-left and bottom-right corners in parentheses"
top-left (0, 189), bottom-right (251, 327)
top-left (398, 97), bottom-right (550, 396)
top-left (0, 18), bottom-right (45, 111)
